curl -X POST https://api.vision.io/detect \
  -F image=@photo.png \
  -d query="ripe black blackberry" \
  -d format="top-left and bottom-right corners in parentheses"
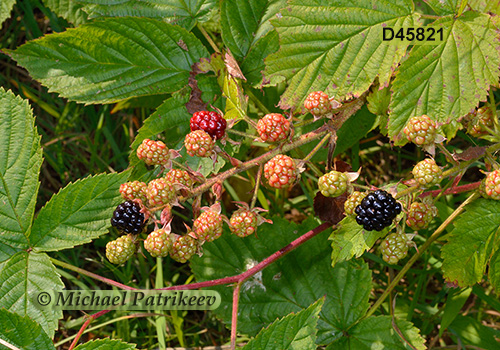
top-left (111, 201), bottom-right (146, 234)
top-left (354, 190), bottom-right (401, 231)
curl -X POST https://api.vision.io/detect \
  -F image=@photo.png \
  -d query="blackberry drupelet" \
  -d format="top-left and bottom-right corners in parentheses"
top-left (354, 190), bottom-right (401, 231)
top-left (111, 200), bottom-right (146, 234)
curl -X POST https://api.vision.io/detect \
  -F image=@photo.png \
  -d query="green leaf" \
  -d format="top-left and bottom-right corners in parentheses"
top-left (129, 92), bottom-right (191, 166)
top-left (241, 30), bottom-right (280, 86)
top-left (29, 171), bottom-right (129, 251)
top-left (242, 298), bottom-right (323, 350)
top-left (0, 88), bottom-right (43, 260)
top-left (0, 308), bottom-right (55, 350)
top-left (328, 315), bottom-right (426, 349)
top-left (0, 251), bottom-right (64, 339)
top-left (468, 0), bottom-right (500, 15)
top-left (333, 105), bottom-right (377, 156)
top-left (489, 248), bottom-right (500, 293)
top-left (449, 315), bottom-right (500, 350)
top-left (439, 287), bottom-right (472, 337)
top-left (223, 75), bottom-right (247, 120)
top-left (220, 0), bottom-right (284, 59)
top-left (7, 17), bottom-right (209, 104)
top-left (0, 0), bottom-right (15, 26)
top-left (330, 216), bottom-right (389, 266)
top-left (73, 338), bottom-right (137, 350)
top-left (441, 199), bottom-right (500, 287)
top-left (43, 0), bottom-right (88, 25)
top-left (264, 0), bottom-right (416, 110)
top-left (191, 217), bottom-right (372, 344)
top-left (424, 0), bottom-right (460, 15)
top-left (80, 0), bottom-right (216, 30)
top-left (388, 12), bottom-right (500, 143)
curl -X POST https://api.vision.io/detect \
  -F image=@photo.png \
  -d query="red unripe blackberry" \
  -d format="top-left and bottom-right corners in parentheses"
top-left (256, 113), bottom-right (290, 143)
top-left (403, 115), bottom-right (437, 146)
top-left (106, 235), bottom-right (136, 264)
top-left (344, 191), bottom-right (367, 215)
top-left (137, 139), bottom-right (170, 166)
top-left (111, 201), bottom-right (146, 234)
top-left (184, 130), bottom-right (215, 157)
top-left (144, 229), bottom-right (174, 258)
top-left (355, 190), bottom-right (402, 231)
top-left (119, 181), bottom-right (147, 204)
top-left (164, 169), bottom-right (194, 188)
top-left (264, 154), bottom-right (297, 189)
top-left (484, 169), bottom-right (500, 200)
top-left (380, 232), bottom-right (409, 264)
top-left (230, 209), bottom-right (258, 237)
top-left (190, 111), bottom-right (226, 140)
top-left (304, 91), bottom-right (331, 117)
top-left (412, 158), bottom-right (442, 188)
top-left (170, 235), bottom-right (197, 263)
top-left (193, 209), bottom-right (223, 242)
top-left (406, 202), bottom-right (437, 230)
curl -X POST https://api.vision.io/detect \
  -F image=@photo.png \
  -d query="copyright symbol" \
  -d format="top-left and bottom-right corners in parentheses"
top-left (38, 292), bottom-right (51, 306)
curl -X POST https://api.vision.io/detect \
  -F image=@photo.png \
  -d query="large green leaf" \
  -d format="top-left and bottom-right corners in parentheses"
top-left (467, 0), bottom-right (500, 16)
top-left (448, 315), bottom-right (500, 350)
top-left (80, 0), bottom-right (216, 30)
top-left (7, 17), bottom-right (209, 104)
top-left (330, 216), bottom-right (389, 266)
top-left (191, 217), bottom-right (372, 345)
top-left (388, 12), bottom-right (500, 143)
top-left (264, 0), bottom-right (416, 110)
top-left (220, 0), bottom-right (284, 59)
top-left (129, 92), bottom-right (191, 165)
top-left (424, 0), bottom-right (461, 15)
top-left (29, 172), bottom-right (129, 251)
top-left (73, 339), bottom-right (136, 350)
top-left (43, 0), bottom-right (88, 25)
top-left (488, 247), bottom-right (500, 293)
top-left (242, 298), bottom-right (323, 350)
top-left (0, 0), bottom-right (15, 26)
top-left (0, 88), bottom-right (42, 260)
top-left (220, 0), bottom-right (285, 85)
top-left (0, 308), bottom-right (55, 350)
top-left (441, 199), bottom-right (500, 287)
top-left (328, 315), bottom-right (426, 349)
top-left (0, 252), bottom-right (64, 339)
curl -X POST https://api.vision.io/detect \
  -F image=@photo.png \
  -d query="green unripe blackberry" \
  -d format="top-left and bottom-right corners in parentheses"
top-left (170, 235), bottom-right (197, 263)
top-left (318, 171), bottom-right (349, 197)
top-left (406, 202), bottom-right (437, 230)
top-left (344, 191), bottom-right (367, 215)
top-left (380, 232), bottom-right (408, 264)
top-left (106, 235), bottom-right (136, 264)
top-left (144, 229), bottom-right (174, 258)
top-left (412, 159), bottom-right (442, 188)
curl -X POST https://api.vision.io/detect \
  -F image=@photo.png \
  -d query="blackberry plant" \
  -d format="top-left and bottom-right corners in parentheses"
top-left (2, 1), bottom-right (500, 350)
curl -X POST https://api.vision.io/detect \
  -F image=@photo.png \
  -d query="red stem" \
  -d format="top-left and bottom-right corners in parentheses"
top-left (68, 310), bottom-right (110, 350)
top-left (231, 283), bottom-right (241, 350)
top-left (420, 181), bottom-right (481, 198)
top-left (161, 222), bottom-right (332, 290)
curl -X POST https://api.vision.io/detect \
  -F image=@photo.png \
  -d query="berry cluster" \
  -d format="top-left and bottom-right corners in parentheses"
top-left (106, 235), bottom-right (136, 265)
top-left (318, 171), bottom-right (349, 197)
top-left (344, 191), bottom-right (367, 215)
top-left (111, 201), bottom-right (146, 234)
top-left (403, 115), bottom-right (437, 146)
top-left (355, 190), bottom-right (402, 231)
top-left (137, 139), bottom-right (170, 166)
top-left (465, 107), bottom-right (494, 137)
top-left (264, 154), bottom-right (297, 189)
top-left (257, 113), bottom-right (290, 143)
top-left (484, 169), bottom-right (500, 200)
top-left (380, 232), bottom-right (409, 264)
top-left (406, 201), bottom-right (437, 230)
top-left (412, 158), bottom-right (442, 188)
top-left (190, 111), bottom-right (227, 140)
top-left (304, 91), bottom-right (332, 117)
